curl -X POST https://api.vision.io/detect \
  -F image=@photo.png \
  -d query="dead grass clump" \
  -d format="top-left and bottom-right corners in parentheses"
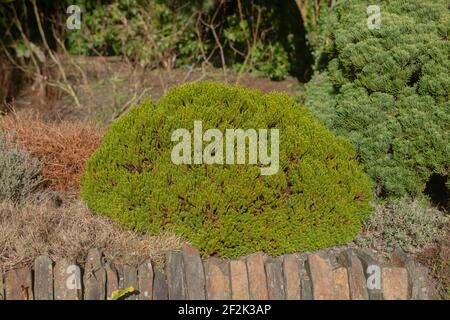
top-left (0, 199), bottom-right (183, 272)
top-left (416, 227), bottom-right (450, 299)
top-left (0, 111), bottom-right (104, 192)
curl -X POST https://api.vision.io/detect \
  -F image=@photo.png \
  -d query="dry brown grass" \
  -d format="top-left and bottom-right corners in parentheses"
top-left (0, 111), bottom-right (104, 192)
top-left (0, 198), bottom-right (183, 272)
top-left (416, 227), bottom-right (450, 299)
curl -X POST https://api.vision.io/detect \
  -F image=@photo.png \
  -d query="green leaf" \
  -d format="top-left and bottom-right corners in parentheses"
top-left (14, 42), bottom-right (29, 59)
top-left (109, 287), bottom-right (135, 300)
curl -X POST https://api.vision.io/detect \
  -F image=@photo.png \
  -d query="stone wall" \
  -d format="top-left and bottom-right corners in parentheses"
top-left (0, 245), bottom-right (439, 300)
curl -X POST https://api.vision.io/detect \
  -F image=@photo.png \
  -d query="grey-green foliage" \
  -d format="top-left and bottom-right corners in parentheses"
top-left (356, 196), bottom-right (448, 253)
top-left (0, 137), bottom-right (43, 203)
top-left (302, 0), bottom-right (450, 197)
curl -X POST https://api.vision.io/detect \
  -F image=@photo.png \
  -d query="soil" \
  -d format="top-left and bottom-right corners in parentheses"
top-left (10, 56), bottom-right (303, 125)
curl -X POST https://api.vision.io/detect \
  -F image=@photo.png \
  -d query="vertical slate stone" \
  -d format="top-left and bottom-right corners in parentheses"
top-left (391, 248), bottom-right (412, 287)
top-left (105, 263), bottom-right (119, 300)
top-left (83, 248), bottom-right (106, 300)
top-left (153, 267), bottom-right (169, 300)
top-left (205, 258), bottom-right (231, 300)
top-left (307, 253), bottom-right (334, 300)
top-left (300, 278), bottom-right (313, 300)
top-left (283, 254), bottom-right (301, 300)
top-left (265, 257), bottom-right (285, 300)
top-left (391, 248), bottom-right (439, 300)
top-left (5, 267), bottom-right (33, 300)
top-left (117, 265), bottom-right (125, 289)
top-left (54, 259), bottom-right (82, 300)
top-left (138, 259), bottom-right (154, 300)
top-left (246, 253), bottom-right (268, 300)
top-left (299, 257), bottom-right (313, 300)
top-left (230, 259), bottom-right (250, 300)
top-left (34, 255), bottom-right (54, 300)
top-left (182, 244), bottom-right (206, 300)
top-left (356, 249), bottom-right (383, 300)
top-left (382, 267), bottom-right (409, 300)
top-left (409, 265), bottom-right (440, 300)
top-left (165, 251), bottom-right (187, 300)
top-left (0, 272), bottom-right (5, 300)
top-left (333, 267), bottom-right (350, 300)
top-left (338, 249), bottom-right (369, 300)
top-left (123, 265), bottom-right (139, 300)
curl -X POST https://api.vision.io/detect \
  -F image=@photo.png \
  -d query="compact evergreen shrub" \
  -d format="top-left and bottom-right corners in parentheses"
top-left (356, 196), bottom-right (448, 254)
top-left (81, 81), bottom-right (373, 257)
top-left (303, 0), bottom-right (450, 197)
top-left (0, 137), bottom-right (42, 203)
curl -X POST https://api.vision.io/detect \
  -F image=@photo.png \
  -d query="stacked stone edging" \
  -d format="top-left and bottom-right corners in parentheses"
top-left (0, 245), bottom-right (439, 300)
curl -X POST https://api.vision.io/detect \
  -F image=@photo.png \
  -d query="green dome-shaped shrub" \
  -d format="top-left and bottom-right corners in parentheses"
top-left (81, 81), bottom-right (373, 257)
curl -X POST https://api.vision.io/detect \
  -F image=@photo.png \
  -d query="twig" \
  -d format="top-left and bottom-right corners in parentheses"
top-left (51, 26), bottom-right (89, 87)
top-left (111, 88), bottom-right (148, 122)
top-left (31, 0), bottom-right (81, 109)
top-left (200, 1), bottom-right (227, 79)
top-left (11, 6), bottom-right (41, 76)
top-left (236, 4), bottom-right (262, 84)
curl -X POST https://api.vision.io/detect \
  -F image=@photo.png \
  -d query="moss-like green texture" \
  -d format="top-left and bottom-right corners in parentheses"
top-left (81, 81), bottom-right (373, 258)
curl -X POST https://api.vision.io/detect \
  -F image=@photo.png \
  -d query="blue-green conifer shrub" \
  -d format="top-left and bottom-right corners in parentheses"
top-left (303, 0), bottom-right (449, 197)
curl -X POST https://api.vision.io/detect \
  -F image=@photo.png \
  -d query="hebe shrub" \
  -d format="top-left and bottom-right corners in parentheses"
top-left (356, 196), bottom-right (448, 254)
top-left (303, 0), bottom-right (450, 197)
top-left (81, 81), bottom-right (373, 257)
top-left (0, 137), bottom-right (42, 203)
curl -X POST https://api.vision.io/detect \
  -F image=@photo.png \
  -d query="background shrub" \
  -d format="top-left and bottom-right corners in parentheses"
top-left (0, 112), bottom-right (104, 192)
top-left (64, 0), bottom-right (306, 80)
top-left (356, 196), bottom-right (448, 254)
top-left (0, 0), bottom-right (308, 82)
top-left (302, 0), bottom-right (450, 197)
top-left (81, 81), bottom-right (373, 258)
top-left (0, 137), bottom-right (42, 203)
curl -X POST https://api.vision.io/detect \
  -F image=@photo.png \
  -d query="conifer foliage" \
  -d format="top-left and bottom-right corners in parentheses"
top-left (81, 82), bottom-right (373, 258)
top-left (303, 0), bottom-right (449, 197)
